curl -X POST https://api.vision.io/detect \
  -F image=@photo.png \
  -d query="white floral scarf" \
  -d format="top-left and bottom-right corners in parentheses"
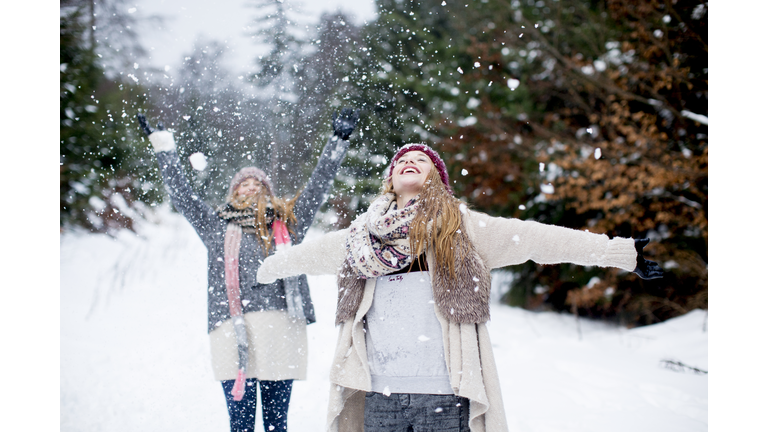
top-left (345, 193), bottom-right (420, 278)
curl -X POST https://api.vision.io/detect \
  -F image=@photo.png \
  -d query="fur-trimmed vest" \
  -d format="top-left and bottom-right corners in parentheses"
top-left (335, 217), bottom-right (493, 325)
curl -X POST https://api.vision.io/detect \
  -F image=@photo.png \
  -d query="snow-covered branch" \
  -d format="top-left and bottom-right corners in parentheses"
top-left (681, 110), bottom-right (708, 126)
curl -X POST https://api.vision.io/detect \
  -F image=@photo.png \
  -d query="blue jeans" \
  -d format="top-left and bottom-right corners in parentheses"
top-left (364, 392), bottom-right (470, 432)
top-left (221, 378), bottom-right (293, 432)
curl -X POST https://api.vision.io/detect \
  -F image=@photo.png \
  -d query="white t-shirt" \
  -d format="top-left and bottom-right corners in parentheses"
top-left (364, 271), bottom-right (453, 395)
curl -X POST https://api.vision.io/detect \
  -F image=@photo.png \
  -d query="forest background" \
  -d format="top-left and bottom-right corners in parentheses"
top-left (5, 0), bottom-right (758, 428)
top-left (60, 0), bottom-right (708, 326)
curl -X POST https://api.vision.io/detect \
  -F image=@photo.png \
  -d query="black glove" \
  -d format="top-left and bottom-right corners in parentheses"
top-left (137, 113), bottom-right (175, 152)
top-left (137, 113), bottom-right (165, 136)
top-left (633, 238), bottom-right (664, 280)
top-left (332, 107), bottom-right (360, 140)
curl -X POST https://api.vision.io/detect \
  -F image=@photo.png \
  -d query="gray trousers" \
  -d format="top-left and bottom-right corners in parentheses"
top-left (364, 392), bottom-right (470, 432)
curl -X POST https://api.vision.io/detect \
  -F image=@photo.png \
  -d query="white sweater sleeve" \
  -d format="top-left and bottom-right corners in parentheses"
top-left (257, 228), bottom-right (350, 284)
top-left (466, 211), bottom-right (637, 271)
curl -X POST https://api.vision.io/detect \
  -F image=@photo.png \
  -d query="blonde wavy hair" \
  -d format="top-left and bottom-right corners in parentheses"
top-left (229, 187), bottom-right (300, 255)
top-left (382, 167), bottom-right (468, 277)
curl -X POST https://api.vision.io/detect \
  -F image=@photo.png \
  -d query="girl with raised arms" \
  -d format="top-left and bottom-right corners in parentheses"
top-left (137, 109), bottom-right (358, 432)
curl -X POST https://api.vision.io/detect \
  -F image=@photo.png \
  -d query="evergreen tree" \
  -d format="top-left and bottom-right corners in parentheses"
top-left (145, 39), bottom-right (274, 206)
top-left (341, 0), bottom-right (475, 212)
top-left (292, 12), bottom-right (365, 227)
top-left (60, 1), bottom-right (154, 232)
top-left (245, 0), bottom-right (308, 194)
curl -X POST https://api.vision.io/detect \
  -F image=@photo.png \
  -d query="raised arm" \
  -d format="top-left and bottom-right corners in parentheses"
top-left (137, 114), bottom-right (221, 238)
top-left (257, 228), bottom-right (350, 284)
top-left (292, 108), bottom-right (359, 242)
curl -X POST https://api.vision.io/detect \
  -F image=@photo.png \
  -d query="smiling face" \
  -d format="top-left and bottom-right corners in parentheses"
top-left (234, 177), bottom-right (263, 199)
top-left (391, 150), bottom-right (435, 197)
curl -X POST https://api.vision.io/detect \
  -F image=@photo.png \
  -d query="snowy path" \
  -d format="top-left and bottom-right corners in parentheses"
top-left (61, 209), bottom-right (707, 431)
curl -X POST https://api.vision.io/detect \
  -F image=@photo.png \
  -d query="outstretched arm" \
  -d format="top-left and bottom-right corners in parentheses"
top-left (468, 211), bottom-right (636, 271)
top-left (292, 108), bottom-right (360, 242)
top-left (137, 114), bottom-right (220, 237)
top-left (467, 211), bottom-right (662, 279)
top-left (257, 229), bottom-right (350, 284)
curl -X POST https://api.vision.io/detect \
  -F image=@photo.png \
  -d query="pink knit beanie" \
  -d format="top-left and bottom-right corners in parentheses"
top-left (229, 167), bottom-right (274, 197)
top-left (387, 143), bottom-right (453, 195)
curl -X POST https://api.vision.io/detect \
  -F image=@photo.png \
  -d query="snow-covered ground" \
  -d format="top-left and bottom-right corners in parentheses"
top-left (61, 207), bottom-right (707, 431)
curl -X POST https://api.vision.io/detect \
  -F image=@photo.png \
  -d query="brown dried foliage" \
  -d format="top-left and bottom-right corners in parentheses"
top-left (435, 0), bottom-right (707, 325)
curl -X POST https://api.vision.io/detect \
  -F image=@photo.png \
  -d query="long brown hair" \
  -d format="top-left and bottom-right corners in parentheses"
top-left (382, 167), bottom-right (468, 277)
top-left (229, 188), bottom-right (300, 254)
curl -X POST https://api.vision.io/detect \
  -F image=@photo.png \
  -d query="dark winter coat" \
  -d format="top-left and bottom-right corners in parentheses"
top-left (155, 137), bottom-right (349, 333)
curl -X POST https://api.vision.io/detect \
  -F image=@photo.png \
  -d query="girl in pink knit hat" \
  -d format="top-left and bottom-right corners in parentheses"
top-left (257, 142), bottom-right (662, 432)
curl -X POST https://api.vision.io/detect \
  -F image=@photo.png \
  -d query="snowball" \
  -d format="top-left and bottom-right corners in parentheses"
top-left (189, 152), bottom-right (208, 171)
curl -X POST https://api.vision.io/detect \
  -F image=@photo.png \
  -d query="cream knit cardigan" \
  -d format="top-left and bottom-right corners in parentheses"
top-left (257, 209), bottom-right (638, 432)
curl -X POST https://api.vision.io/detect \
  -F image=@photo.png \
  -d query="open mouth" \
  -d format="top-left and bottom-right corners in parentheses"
top-left (400, 166), bottom-right (421, 175)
